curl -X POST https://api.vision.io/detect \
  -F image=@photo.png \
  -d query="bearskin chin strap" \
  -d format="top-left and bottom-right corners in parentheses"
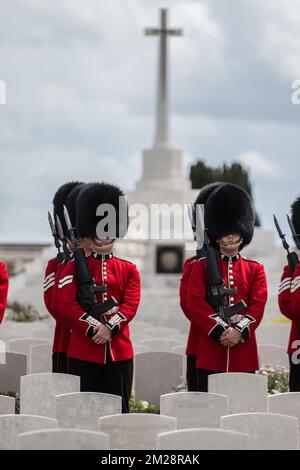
top-left (218, 237), bottom-right (243, 250)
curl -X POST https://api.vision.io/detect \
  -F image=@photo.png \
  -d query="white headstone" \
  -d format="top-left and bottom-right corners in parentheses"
top-left (256, 324), bottom-right (290, 347)
top-left (143, 327), bottom-right (180, 338)
top-left (20, 373), bottom-right (80, 418)
top-left (221, 412), bottom-right (298, 450)
top-left (133, 345), bottom-right (150, 354)
top-left (18, 428), bottom-right (109, 450)
top-left (172, 345), bottom-right (186, 354)
top-left (0, 414), bottom-right (57, 450)
top-left (56, 392), bottom-right (122, 430)
top-left (30, 343), bottom-right (52, 374)
top-left (0, 352), bottom-right (27, 393)
top-left (140, 338), bottom-right (182, 352)
top-left (157, 428), bottom-right (249, 450)
top-left (134, 352), bottom-right (184, 408)
top-left (98, 413), bottom-right (177, 450)
top-left (259, 344), bottom-right (289, 369)
top-left (7, 337), bottom-right (51, 355)
top-left (268, 393), bottom-right (300, 424)
top-left (130, 321), bottom-right (154, 334)
top-left (0, 335), bottom-right (25, 345)
top-left (208, 373), bottom-right (268, 414)
top-left (160, 392), bottom-right (229, 428)
top-left (0, 395), bottom-right (15, 415)
top-left (32, 329), bottom-right (54, 341)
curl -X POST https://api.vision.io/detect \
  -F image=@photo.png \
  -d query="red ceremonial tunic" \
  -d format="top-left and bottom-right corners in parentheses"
top-left (0, 261), bottom-right (8, 324)
top-left (179, 256), bottom-right (199, 356)
top-left (280, 264), bottom-right (300, 355)
top-left (58, 253), bottom-right (141, 364)
top-left (51, 261), bottom-right (71, 354)
top-left (187, 254), bottom-right (268, 372)
top-left (43, 258), bottom-right (61, 352)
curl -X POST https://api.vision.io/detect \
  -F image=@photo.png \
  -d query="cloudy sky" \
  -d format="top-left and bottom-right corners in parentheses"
top-left (0, 0), bottom-right (300, 242)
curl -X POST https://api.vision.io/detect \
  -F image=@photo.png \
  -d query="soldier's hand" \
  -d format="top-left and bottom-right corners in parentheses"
top-left (92, 323), bottom-right (112, 344)
top-left (219, 327), bottom-right (241, 347)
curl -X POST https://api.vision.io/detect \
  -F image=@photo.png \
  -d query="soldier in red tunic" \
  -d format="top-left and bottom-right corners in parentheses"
top-left (44, 181), bottom-right (82, 372)
top-left (187, 183), bottom-right (268, 391)
top-left (58, 182), bottom-right (141, 412)
top-left (51, 182), bottom-right (88, 373)
top-left (278, 196), bottom-right (300, 391)
top-left (0, 260), bottom-right (8, 324)
top-left (180, 182), bottom-right (222, 391)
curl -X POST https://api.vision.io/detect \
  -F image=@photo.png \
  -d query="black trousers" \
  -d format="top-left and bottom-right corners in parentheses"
top-left (186, 355), bottom-right (198, 392)
top-left (196, 368), bottom-right (218, 392)
top-left (289, 355), bottom-right (300, 391)
top-left (52, 352), bottom-right (58, 373)
top-left (52, 352), bottom-right (68, 374)
top-left (68, 353), bottom-right (133, 413)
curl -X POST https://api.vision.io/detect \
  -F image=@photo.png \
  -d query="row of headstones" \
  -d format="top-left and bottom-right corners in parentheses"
top-left (0, 319), bottom-right (292, 345)
top-left (1, 373), bottom-right (290, 418)
top-left (0, 332), bottom-right (291, 381)
top-left (15, 372), bottom-right (300, 420)
top-left (0, 376), bottom-right (300, 449)
top-left (0, 413), bottom-right (298, 450)
top-left (0, 348), bottom-right (291, 409)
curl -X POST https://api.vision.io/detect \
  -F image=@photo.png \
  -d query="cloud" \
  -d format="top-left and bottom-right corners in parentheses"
top-left (237, 151), bottom-right (285, 179)
top-left (0, 0), bottom-right (300, 241)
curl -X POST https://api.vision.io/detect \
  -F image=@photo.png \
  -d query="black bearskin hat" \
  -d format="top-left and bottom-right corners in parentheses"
top-left (53, 181), bottom-right (83, 237)
top-left (76, 182), bottom-right (128, 239)
top-left (65, 183), bottom-right (86, 229)
top-left (194, 182), bottom-right (225, 207)
top-left (291, 196), bottom-right (300, 236)
top-left (204, 183), bottom-right (254, 250)
top-left (191, 182), bottom-right (224, 235)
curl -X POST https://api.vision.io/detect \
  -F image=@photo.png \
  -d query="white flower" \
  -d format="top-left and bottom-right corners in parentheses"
top-left (139, 400), bottom-right (149, 409)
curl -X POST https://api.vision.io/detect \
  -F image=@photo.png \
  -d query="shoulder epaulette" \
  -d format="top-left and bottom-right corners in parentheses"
top-left (242, 256), bottom-right (261, 265)
top-left (115, 257), bottom-right (134, 265)
top-left (196, 256), bottom-right (206, 262)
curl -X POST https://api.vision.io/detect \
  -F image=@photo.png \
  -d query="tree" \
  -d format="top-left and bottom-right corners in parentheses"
top-left (189, 160), bottom-right (261, 226)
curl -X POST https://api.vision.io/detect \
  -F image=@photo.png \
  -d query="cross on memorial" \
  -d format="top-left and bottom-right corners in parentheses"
top-left (145, 9), bottom-right (182, 148)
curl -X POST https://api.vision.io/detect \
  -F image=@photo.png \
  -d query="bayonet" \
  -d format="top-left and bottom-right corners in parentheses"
top-left (63, 204), bottom-right (77, 248)
top-left (274, 214), bottom-right (299, 273)
top-left (56, 214), bottom-right (70, 260)
top-left (274, 214), bottom-right (290, 251)
top-left (48, 211), bottom-right (61, 253)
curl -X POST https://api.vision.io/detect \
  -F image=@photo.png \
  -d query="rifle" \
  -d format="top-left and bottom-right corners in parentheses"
top-left (55, 215), bottom-right (71, 262)
top-left (48, 211), bottom-right (65, 263)
top-left (63, 205), bottom-right (117, 325)
top-left (188, 203), bottom-right (206, 258)
top-left (204, 229), bottom-right (247, 324)
top-left (274, 214), bottom-right (299, 274)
